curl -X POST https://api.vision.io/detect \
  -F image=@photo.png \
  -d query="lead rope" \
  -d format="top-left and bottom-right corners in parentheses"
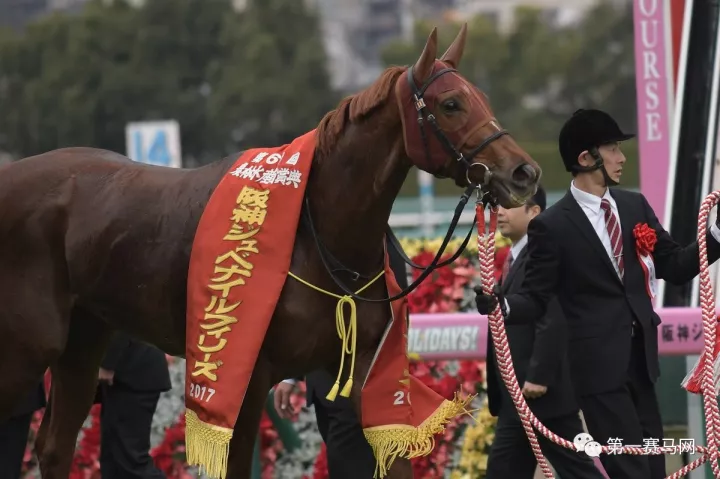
top-left (475, 191), bottom-right (720, 478)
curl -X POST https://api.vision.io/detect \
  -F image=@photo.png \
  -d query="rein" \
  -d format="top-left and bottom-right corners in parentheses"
top-left (301, 184), bottom-right (484, 304)
top-left (285, 64), bottom-right (510, 405)
top-left (298, 63), bottom-right (509, 305)
top-left (284, 64), bottom-right (510, 401)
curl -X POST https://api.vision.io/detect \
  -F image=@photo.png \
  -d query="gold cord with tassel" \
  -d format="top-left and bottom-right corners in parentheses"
top-left (287, 270), bottom-right (384, 401)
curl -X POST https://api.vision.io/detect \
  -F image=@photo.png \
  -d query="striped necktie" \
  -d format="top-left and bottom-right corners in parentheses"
top-left (600, 199), bottom-right (624, 279)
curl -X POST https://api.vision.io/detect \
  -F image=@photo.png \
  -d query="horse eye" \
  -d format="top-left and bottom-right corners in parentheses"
top-left (442, 99), bottom-right (460, 112)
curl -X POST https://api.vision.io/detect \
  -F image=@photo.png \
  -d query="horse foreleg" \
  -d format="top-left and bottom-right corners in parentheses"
top-left (37, 307), bottom-right (111, 479)
top-left (226, 356), bottom-right (273, 479)
top-left (350, 352), bottom-right (414, 479)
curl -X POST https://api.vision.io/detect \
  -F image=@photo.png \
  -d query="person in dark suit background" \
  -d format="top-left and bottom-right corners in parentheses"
top-left (98, 332), bottom-right (171, 479)
top-left (485, 185), bottom-right (603, 478)
top-left (0, 380), bottom-right (45, 479)
top-left (274, 237), bottom-right (409, 478)
top-left (476, 109), bottom-right (720, 479)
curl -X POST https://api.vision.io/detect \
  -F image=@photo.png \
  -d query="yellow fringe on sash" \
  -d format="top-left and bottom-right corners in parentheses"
top-left (363, 392), bottom-right (476, 478)
top-left (185, 409), bottom-right (234, 479)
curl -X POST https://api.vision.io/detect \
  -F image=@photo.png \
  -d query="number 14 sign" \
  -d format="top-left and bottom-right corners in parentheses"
top-left (125, 120), bottom-right (182, 168)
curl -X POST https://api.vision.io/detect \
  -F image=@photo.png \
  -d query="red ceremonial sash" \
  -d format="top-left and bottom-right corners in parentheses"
top-left (184, 130), bottom-right (316, 479)
top-left (361, 245), bottom-right (474, 477)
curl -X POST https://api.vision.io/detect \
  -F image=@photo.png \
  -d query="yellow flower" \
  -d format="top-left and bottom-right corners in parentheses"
top-left (425, 237), bottom-right (444, 254)
top-left (453, 397), bottom-right (497, 477)
top-left (397, 233), bottom-right (507, 258)
top-left (398, 238), bottom-right (422, 258)
top-left (495, 231), bottom-right (511, 248)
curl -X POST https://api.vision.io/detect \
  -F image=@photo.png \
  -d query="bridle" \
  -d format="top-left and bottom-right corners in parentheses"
top-left (405, 64), bottom-right (509, 188)
top-left (302, 64), bottom-right (512, 303)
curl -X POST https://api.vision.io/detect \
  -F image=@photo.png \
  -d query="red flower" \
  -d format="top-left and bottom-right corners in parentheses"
top-left (633, 223), bottom-right (657, 256)
top-left (311, 443), bottom-right (329, 479)
top-left (150, 412), bottom-right (188, 476)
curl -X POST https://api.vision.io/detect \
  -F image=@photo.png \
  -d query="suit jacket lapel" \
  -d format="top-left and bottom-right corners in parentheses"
top-left (502, 247), bottom-right (526, 293)
top-left (560, 192), bottom-right (623, 285)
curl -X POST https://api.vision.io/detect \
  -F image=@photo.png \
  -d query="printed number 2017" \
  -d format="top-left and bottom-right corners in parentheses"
top-left (393, 390), bottom-right (411, 405)
top-left (189, 383), bottom-right (216, 403)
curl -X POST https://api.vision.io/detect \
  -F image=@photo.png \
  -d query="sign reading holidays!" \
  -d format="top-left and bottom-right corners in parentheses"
top-left (125, 120), bottom-right (182, 168)
top-left (408, 325), bottom-right (480, 355)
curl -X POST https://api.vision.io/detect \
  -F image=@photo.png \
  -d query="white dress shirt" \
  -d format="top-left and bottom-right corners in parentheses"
top-left (509, 235), bottom-right (528, 264)
top-left (570, 182), bottom-right (624, 278)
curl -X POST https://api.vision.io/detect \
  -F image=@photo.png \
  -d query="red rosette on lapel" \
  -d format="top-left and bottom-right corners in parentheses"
top-left (633, 223), bottom-right (658, 300)
top-left (634, 223), bottom-right (657, 256)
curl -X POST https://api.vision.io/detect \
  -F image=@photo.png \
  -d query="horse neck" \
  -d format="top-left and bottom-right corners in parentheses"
top-left (307, 121), bottom-right (411, 273)
top-left (183, 155), bottom-right (239, 227)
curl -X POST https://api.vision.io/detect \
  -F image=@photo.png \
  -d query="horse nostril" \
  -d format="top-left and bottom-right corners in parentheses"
top-left (512, 163), bottom-right (537, 184)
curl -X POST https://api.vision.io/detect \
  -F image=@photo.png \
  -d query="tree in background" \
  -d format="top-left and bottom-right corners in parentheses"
top-left (551, 1), bottom-right (637, 133)
top-left (206, 0), bottom-right (338, 156)
top-left (0, 0), bottom-right (335, 164)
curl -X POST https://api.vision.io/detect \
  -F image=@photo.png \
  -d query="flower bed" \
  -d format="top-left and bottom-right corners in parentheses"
top-left (21, 233), bottom-right (510, 479)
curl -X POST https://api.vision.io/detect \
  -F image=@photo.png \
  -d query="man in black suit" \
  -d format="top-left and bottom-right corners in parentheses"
top-left (274, 238), bottom-right (409, 478)
top-left (475, 109), bottom-right (720, 479)
top-left (0, 380), bottom-right (45, 479)
top-left (98, 332), bottom-right (171, 479)
top-left (485, 185), bottom-right (604, 478)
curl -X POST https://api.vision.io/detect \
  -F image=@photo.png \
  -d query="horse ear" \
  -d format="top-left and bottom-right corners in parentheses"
top-left (440, 23), bottom-right (468, 69)
top-left (413, 27), bottom-right (438, 83)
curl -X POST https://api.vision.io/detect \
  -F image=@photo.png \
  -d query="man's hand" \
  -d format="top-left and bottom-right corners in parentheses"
top-left (98, 368), bottom-right (114, 386)
top-left (522, 381), bottom-right (547, 399)
top-left (473, 286), bottom-right (498, 315)
top-left (274, 381), bottom-right (296, 419)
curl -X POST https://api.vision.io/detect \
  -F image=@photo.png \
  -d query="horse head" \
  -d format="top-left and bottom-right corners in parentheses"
top-left (394, 25), bottom-right (541, 208)
top-left (312, 23), bottom-right (542, 267)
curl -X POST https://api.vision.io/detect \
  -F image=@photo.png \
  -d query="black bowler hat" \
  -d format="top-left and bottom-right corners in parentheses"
top-left (558, 109), bottom-right (635, 172)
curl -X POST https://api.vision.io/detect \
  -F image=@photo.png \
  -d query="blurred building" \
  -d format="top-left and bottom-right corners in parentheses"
top-left (0, 0), bottom-right (48, 28)
top-left (314, 0), bottom-right (412, 93)
top-left (0, 0), bottom-right (91, 28)
top-left (48, 0), bottom-right (86, 9)
top-left (447, 0), bottom-right (613, 31)
top-left (315, 0), bottom-right (617, 92)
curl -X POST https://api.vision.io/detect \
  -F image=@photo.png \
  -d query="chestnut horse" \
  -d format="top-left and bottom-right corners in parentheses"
top-left (0, 25), bottom-right (539, 478)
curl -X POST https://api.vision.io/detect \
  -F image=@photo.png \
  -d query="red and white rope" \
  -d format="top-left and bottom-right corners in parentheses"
top-left (475, 191), bottom-right (720, 478)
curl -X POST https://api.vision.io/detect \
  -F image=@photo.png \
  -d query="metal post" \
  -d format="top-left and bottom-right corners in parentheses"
top-left (418, 170), bottom-right (434, 238)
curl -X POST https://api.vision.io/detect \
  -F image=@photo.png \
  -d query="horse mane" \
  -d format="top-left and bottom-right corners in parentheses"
top-left (315, 66), bottom-right (406, 158)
